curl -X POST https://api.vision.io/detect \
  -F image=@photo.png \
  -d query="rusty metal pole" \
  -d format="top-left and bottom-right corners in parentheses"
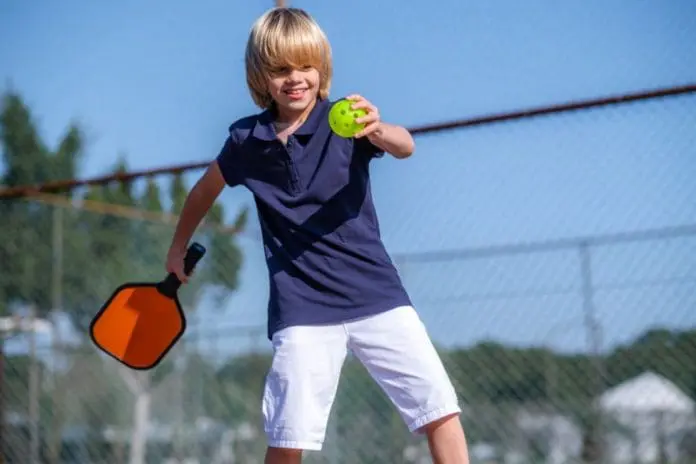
top-left (275, 0), bottom-right (286, 6)
top-left (1, 84), bottom-right (693, 201)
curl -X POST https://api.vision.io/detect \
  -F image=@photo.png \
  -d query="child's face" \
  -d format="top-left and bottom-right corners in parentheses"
top-left (267, 65), bottom-right (320, 119)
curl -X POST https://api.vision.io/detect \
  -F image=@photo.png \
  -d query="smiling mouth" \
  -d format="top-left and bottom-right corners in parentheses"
top-left (284, 89), bottom-right (307, 97)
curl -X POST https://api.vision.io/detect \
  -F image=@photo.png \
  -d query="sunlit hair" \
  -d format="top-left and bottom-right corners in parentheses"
top-left (245, 7), bottom-right (332, 109)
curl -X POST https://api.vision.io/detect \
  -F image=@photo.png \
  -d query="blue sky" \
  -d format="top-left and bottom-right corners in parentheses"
top-left (1, 0), bottom-right (695, 357)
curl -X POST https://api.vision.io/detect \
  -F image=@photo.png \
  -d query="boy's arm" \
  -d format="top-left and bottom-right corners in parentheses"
top-left (365, 122), bottom-right (415, 159)
top-left (169, 160), bottom-right (226, 252)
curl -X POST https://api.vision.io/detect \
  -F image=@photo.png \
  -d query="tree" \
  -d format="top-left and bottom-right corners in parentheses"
top-left (605, 328), bottom-right (696, 397)
top-left (0, 91), bottom-right (84, 463)
top-left (1, 89), bottom-right (248, 329)
top-left (0, 89), bottom-right (248, 463)
top-left (0, 92), bottom-right (83, 319)
top-left (200, 327), bottom-right (696, 462)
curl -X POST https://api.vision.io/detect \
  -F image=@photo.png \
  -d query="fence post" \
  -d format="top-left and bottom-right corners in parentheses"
top-left (48, 205), bottom-right (64, 464)
top-left (0, 336), bottom-right (4, 464)
top-left (28, 307), bottom-right (40, 464)
top-left (579, 242), bottom-right (606, 462)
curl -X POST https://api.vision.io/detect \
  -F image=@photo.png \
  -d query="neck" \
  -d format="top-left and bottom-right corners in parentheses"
top-left (275, 98), bottom-right (318, 126)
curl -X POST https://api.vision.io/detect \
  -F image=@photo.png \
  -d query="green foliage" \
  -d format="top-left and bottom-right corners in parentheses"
top-left (170, 173), bottom-right (187, 215)
top-left (2, 323), bottom-right (693, 461)
top-left (0, 90), bottom-right (246, 332)
top-left (606, 328), bottom-right (696, 397)
top-left (0, 89), bottom-right (249, 463)
top-left (199, 328), bottom-right (696, 462)
top-left (1, 353), bottom-right (47, 417)
top-left (0, 92), bottom-right (84, 317)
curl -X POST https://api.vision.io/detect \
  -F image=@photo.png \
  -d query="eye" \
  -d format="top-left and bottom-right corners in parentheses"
top-left (269, 66), bottom-right (291, 76)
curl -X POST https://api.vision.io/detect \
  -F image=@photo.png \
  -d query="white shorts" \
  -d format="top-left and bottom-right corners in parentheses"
top-left (261, 305), bottom-right (461, 451)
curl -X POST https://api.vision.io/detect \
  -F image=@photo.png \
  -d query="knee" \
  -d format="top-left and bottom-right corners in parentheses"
top-left (265, 447), bottom-right (303, 464)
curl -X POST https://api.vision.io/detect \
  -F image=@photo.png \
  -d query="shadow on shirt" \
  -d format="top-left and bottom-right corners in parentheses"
top-left (260, 146), bottom-right (376, 283)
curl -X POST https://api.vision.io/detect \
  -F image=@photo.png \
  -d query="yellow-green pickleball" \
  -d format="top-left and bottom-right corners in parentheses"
top-left (328, 99), bottom-right (367, 138)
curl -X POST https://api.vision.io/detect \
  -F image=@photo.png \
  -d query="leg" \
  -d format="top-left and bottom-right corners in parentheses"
top-left (347, 306), bottom-right (469, 464)
top-left (423, 414), bottom-right (469, 464)
top-left (262, 323), bottom-right (348, 463)
top-left (264, 447), bottom-right (302, 464)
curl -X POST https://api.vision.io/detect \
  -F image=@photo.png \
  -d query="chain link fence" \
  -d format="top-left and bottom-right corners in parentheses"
top-left (2, 95), bottom-right (696, 463)
top-left (395, 229), bottom-right (696, 464)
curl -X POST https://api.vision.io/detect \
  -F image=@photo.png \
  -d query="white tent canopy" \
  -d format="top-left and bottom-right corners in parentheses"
top-left (599, 371), bottom-right (695, 414)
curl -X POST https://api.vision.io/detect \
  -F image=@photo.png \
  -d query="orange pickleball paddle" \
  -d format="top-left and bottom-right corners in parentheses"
top-left (89, 242), bottom-right (206, 370)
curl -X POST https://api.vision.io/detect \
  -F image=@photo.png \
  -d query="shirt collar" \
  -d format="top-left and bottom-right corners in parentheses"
top-left (251, 98), bottom-right (329, 141)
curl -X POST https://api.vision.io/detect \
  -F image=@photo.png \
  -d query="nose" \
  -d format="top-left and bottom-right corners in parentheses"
top-left (286, 68), bottom-right (302, 83)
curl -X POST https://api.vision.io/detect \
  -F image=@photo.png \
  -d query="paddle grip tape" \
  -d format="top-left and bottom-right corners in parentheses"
top-left (183, 242), bottom-right (207, 275)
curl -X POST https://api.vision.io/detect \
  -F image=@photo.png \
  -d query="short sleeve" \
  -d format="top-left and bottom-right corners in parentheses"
top-left (215, 133), bottom-right (243, 187)
top-left (354, 136), bottom-right (385, 160)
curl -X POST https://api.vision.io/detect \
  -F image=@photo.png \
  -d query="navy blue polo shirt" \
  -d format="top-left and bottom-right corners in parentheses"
top-left (216, 98), bottom-right (412, 339)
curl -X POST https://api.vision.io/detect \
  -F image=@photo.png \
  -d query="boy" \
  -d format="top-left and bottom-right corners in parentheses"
top-left (166, 7), bottom-right (469, 464)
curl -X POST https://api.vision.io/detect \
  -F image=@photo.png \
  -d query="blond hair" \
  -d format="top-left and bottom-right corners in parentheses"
top-left (245, 7), bottom-right (333, 109)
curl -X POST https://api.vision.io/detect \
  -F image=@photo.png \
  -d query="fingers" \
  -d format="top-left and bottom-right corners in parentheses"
top-left (166, 259), bottom-right (189, 284)
top-left (167, 265), bottom-right (188, 283)
top-left (350, 98), bottom-right (378, 115)
top-left (354, 123), bottom-right (381, 139)
top-left (355, 111), bottom-right (379, 125)
top-left (354, 118), bottom-right (380, 138)
top-left (345, 94), bottom-right (377, 115)
top-left (345, 94), bottom-right (380, 138)
top-left (176, 269), bottom-right (189, 284)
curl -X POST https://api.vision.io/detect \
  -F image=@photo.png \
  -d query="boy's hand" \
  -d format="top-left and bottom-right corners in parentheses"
top-left (345, 94), bottom-right (415, 158)
top-left (166, 245), bottom-right (189, 284)
top-left (345, 94), bottom-right (382, 139)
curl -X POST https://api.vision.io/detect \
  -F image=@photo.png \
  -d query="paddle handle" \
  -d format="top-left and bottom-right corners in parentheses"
top-left (158, 242), bottom-right (207, 297)
top-left (183, 242), bottom-right (206, 275)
